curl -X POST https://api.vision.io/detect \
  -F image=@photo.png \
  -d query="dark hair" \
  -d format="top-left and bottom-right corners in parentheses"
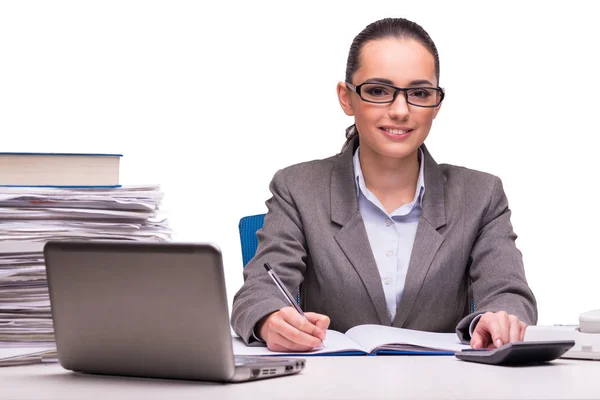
top-left (343, 18), bottom-right (440, 149)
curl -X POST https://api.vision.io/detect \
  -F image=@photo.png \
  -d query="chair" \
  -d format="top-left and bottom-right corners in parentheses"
top-left (238, 213), bottom-right (301, 305)
top-left (238, 213), bottom-right (475, 313)
top-left (238, 213), bottom-right (266, 267)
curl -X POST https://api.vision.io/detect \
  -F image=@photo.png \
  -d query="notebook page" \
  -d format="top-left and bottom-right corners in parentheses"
top-left (231, 329), bottom-right (367, 356)
top-left (345, 324), bottom-right (469, 353)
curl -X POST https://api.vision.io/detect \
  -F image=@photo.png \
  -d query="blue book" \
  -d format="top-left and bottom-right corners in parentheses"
top-left (0, 152), bottom-right (122, 188)
top-left (232, 324), bottom-right (470, 357)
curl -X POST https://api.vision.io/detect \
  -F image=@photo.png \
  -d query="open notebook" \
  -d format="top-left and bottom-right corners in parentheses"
top-left (233, 324), bottom-right (470, 356)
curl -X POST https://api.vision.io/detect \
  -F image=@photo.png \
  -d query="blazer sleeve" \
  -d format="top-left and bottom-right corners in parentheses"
top-left (231, 169), bottom-right (308, 344)
top-left (455, 176), bottom-right (538, 341)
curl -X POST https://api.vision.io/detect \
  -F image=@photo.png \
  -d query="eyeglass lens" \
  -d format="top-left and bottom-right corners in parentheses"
top-left (360, 83), bottom-right (441, 106)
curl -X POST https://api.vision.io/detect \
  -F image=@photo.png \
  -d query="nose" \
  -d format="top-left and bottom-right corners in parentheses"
top-left (388, 91), bottom-right (410, 120)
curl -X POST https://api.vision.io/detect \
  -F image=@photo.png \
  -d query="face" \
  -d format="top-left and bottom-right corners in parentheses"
top-left (337, 38), bottom-right (442, 161)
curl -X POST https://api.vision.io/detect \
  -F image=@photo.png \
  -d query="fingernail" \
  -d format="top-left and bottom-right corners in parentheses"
top-left (496, 339), bottom-right (503, 348)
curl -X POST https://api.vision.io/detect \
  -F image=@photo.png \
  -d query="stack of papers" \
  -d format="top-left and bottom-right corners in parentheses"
top-left (0, 185), bottom-right (172, 363)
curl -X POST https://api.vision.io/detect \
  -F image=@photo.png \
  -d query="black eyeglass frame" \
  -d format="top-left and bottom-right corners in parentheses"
top-left (346, 82), bottom-right (445, 108)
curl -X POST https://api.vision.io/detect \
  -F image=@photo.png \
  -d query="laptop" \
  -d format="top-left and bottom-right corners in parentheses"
top-left (43, 240), bottom-right (305, 382)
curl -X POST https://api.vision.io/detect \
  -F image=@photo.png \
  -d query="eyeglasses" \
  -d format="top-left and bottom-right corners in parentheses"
top-left (346, 82), bottom-right (444, 108)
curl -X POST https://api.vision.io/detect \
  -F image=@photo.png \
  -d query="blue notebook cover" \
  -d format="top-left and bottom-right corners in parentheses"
top-left (254, 349), bottom-right (455, 357)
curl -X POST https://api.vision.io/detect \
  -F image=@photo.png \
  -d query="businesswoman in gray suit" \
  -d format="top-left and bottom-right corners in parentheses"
top-left (231, 17), bottom-right (537, 352)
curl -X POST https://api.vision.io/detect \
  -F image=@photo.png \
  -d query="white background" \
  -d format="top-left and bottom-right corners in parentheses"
top-left (1, 1), bottom-right (598, 326)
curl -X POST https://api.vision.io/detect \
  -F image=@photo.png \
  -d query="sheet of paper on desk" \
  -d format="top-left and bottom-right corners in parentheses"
top-left (0, 199), bottom-right (158, 211)
top-left (0, 241), bottom-right (45, 254)
top-left (0, 346), bottom-right (57, 367)
top-left (0, 267), bottom-right (46, 279)
top-left (0, 207), bottom-right (156, 220)
top-left (0, 185), bottom-right (164, 200)
top-left (0, 262), bottom-right (44, 269)
top-left (0, 300), bottom-right (50, 310)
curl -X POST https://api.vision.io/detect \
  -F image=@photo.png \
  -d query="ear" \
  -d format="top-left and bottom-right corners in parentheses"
top-left (337, 81), bottom-right (355, 116)
top-left (432, 87), bottom-right (444, 119)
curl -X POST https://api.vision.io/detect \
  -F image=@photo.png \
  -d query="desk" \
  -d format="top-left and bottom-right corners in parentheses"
top-left (2, 356), bottom-right (600, 400)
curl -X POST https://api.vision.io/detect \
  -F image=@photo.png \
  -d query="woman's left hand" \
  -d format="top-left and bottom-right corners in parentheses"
top-left (470, 311), bottom-right (527, 349)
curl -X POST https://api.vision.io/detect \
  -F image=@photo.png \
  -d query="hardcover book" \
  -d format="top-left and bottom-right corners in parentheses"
top-left (0, 152), bottom-right (121, 188)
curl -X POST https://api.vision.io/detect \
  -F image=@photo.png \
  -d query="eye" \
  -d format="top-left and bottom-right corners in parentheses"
top-left (408, 89), bottom-right (432, 98)
top-left (364, 86), bottom-right (391, 97)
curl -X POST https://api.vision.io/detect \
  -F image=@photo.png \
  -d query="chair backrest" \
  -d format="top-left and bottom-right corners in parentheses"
top-left (238, 213), bottom-right (266, 267)
top-left (237, 213), bottom-right (475, 313)
top-left (238, 213), bottom-right (301, 305)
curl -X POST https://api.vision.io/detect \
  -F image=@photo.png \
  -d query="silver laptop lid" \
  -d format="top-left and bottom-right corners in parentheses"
top-left (44, 241), bottom-right (236, 381)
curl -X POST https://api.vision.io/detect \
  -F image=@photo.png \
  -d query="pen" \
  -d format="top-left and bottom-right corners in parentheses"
top-left (263, 263), bottom-right (305, 317)
top-left (263, 263), bottom-right (326, 347)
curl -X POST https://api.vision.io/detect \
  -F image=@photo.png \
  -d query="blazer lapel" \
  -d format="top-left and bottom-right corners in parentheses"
top-left (393, 145), bottom-right (447, 327)
top-left (331, 140), bottom-right (391, 326)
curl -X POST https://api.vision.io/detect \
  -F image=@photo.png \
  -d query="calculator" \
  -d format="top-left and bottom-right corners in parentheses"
top-left (455, 340), bottom-right (575, 366)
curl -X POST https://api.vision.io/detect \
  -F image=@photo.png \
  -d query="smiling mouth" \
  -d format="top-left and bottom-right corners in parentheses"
top-left (380, 127), bottom-right (413, 136)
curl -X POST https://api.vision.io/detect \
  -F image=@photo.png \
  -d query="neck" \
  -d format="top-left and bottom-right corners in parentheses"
top-left (358, 147), bottom-right (420, 200)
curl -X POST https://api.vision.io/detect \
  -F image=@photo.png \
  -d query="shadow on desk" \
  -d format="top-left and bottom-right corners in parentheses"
top-left (35, 368), bottom-right (232, 386)
top-left (456, 359), bottom-right (572, 368)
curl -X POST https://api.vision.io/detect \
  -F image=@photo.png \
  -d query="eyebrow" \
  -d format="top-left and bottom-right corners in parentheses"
top-left (365, 77), bottom-right (435, 87)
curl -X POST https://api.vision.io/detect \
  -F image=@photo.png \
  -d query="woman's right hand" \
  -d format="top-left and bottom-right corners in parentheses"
top-left (257, 307), bottom-right (330, 352)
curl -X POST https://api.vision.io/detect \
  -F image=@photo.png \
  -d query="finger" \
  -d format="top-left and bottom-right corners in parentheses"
top-left (483, 314), bottom-right (504, 348)
top-left (470, 331), bottom-right (484, 349)
top-left (275, 321), bottom-right (323, 348)
top-left (305, 312), bottom-right (330, 339)
top-left (296, 316), bottom-right (327, 342)
top-left (519, 321), bottom-right (527, 341)
top-left (262, 310), bottom-right (315, 347)
top-left (306, 312), bottom-right (330, 330)
top-left (275, 313), bottom-right (323, 348)
top-left (508, 315), bottom-right (521, 343)
top-left (280, 308), bottom-right (326, 340)
top-left (267, 333), bottom-right (316, 352)
top-left (471, 315), bottom-right (493, 348)
top-left (472, 328), bottom-right (492, 348)
top-left (495, 311), bottom-right (510, 345)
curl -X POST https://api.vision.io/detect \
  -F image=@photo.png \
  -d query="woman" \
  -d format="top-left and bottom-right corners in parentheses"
top-left (231, 17), bottom-right (537, 352)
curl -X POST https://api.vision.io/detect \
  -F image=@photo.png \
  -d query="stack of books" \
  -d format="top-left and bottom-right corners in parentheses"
top-left (0, 152), bottom-right (172, 364)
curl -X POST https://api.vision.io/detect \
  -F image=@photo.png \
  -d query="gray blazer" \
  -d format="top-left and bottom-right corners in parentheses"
top-left (231, 138), bottom-right (537, 343)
